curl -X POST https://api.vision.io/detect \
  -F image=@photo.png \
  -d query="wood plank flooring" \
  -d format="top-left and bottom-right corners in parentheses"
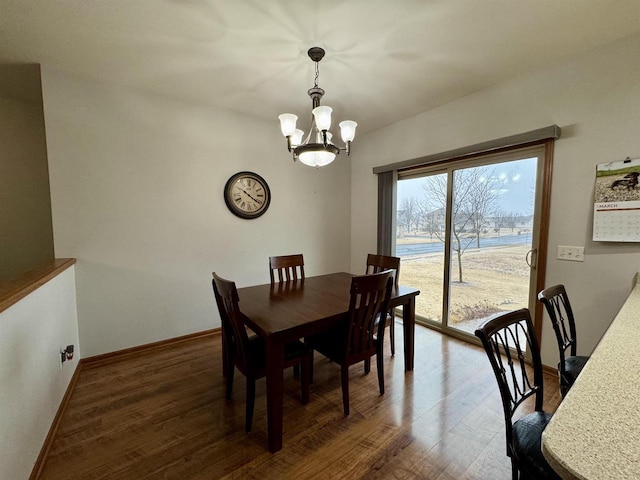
top-left (38, 324), bottom-right (562, 480)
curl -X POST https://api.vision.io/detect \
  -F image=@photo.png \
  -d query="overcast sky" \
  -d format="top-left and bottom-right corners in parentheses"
top-left (397, 157), bottom-right (537, 215)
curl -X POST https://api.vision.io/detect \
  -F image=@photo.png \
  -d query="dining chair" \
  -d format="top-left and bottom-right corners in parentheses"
top-left (475, 308), bottom-right (561, 480)
top-left (269, 254), bottom-right (305, 283)
top-left (365, 253), bottom-right (401, 356)
top-left (212, 272), bottom-right (311, 432)
top-left (306, 270), bottom-right (393, 416)
top-left (269, 253), bottom-right (305, 379)
top-left (537, 284), bottom-right (589, 397)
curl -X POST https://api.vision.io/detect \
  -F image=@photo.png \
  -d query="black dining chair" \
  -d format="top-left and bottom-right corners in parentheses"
top-left (538, 284), bottom-right (589, 397)
top-left (365, 253), bottom-right (401, 356)
top-left (306, 270), bottom-right (393, 416)
top-left (475, 308), bottom-right (561, 480)
top-left (212, 272), bottom-right (311, 432)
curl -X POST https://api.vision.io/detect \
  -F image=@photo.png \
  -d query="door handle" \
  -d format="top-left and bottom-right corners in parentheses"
top-left (526, 248), bottom-right (537, 268)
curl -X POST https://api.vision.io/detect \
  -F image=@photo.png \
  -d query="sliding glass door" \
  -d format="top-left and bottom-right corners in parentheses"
top-left (395, 145), bottom-right (545, 341)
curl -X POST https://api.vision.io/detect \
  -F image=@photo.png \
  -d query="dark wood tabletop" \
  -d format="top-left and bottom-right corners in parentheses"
top-left (237, 272), bottom-right (420, 452)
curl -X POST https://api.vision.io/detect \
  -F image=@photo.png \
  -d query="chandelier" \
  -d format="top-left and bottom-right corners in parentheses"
top-left (278, 47), bottom-right (357, 167)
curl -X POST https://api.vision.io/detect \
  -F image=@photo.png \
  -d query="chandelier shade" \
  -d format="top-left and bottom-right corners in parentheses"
top-left (311, 106), bottom-right (332, 131)
top-left (339, 120), bottom-right (357, 143)
top-left (278, 47), bottom-right (357, 167)
top-left (278, 113), bottom-right (298, 137)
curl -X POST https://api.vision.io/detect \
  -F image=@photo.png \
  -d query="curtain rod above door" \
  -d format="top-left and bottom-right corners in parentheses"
top-left (372, 125), bottom-right (561, 174)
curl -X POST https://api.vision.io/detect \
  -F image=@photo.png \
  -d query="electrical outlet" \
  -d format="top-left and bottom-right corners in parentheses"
top-left (557, 245), bottom-right (585, 262)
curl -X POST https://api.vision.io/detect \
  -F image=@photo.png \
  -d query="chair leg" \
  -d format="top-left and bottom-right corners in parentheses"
top-left (510, 457), bottom-right (519, 480)
top-left (560, 375), bottom-right (570, 398)
top-left (225, 364), bottom-right (234, 401)
top-left (245, 376), bottom-right (256, 432)
top-left (309, 350), bottom-right (314, 383)
top-left (341, 364), bottom-right (350, 416)
top-left (364, 358), bottom-right (371, 374)
top-left (222, 332), bottom-right (227, 377)
top-left (376, 353), bottom-right (385, 395)
top-left (389, 312), bottom-right (395, 356)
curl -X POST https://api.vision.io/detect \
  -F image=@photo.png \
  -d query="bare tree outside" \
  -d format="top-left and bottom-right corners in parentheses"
top-left (505, 211), bottom-right (521, 232)
top-left (421, 167), bottom-right (500, 283)
top-left (468, 169), bottom-right (499, 248)
top-left (395, 156), bottom-right (538, 333)
top-left (399, 197), bottom-right (420, 235)
top-left (493, 209), bottom-right (509, 235)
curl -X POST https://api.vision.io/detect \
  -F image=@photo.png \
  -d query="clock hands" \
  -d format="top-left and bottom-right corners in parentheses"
top-left (240, 188), bottom-right (263, 205)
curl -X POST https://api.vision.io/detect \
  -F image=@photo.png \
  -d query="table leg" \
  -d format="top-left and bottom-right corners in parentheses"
top-left (265, 337), bottom-right (284, 452)
top-left (402, 297), bottom-right (415, 371)
top-left (221, 326), bottom-right (228, 377)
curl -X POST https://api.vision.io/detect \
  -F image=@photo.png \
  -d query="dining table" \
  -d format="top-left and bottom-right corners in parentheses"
top-left (237, 271), bottom-right (420, 452)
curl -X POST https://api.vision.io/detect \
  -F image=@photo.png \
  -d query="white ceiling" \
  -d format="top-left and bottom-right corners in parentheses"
top-left (2, 0), bottom-right (640, 134)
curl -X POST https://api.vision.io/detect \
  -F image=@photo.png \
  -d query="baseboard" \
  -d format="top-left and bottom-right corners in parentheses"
top-left (28, 328), bottom-right (221, 479)
top-left (542, 363), bottom-right (558, 377)
top-left (82, 328), bottom-right (221, 369)
top-left (29, 361), bottom-right (83, 480)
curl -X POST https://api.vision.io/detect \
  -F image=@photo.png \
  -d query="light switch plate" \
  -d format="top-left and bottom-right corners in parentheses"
top-left (557, 245), bottom-right (585, 262)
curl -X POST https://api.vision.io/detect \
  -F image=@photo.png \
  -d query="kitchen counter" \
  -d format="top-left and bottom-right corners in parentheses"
top-left (541, 274), bottom-right (640, 479)
top-left (0, 258), bottom-right (76, 313)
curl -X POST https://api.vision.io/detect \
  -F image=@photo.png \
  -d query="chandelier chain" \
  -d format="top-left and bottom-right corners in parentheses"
top-left (314, 61), bottom-right (319, 88)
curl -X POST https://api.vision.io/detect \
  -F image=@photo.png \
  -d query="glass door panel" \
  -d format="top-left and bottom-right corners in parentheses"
top-left (396, 173), bottom-right (446, 324)
top-left (447, 159), bottom-right (537, 335)
top-left (396, 149), bottom-right (541, 343)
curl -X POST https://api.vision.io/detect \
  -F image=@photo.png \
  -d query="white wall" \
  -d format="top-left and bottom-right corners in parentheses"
top-left (351, 33), bottom-right (640, 366)
top-left (41, 68), bottom-right (351, 357)
top-left (0, 266), bottom-right (79, 480)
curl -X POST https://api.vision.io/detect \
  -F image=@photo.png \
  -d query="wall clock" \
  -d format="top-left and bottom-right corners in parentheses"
top-left (223, 171), bottom-right (271, 219)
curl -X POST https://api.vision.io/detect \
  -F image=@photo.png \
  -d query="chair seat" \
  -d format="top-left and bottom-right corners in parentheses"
top-left (560, 355), bottom-right (589, 387)
top-left (307, 326), bottom-right (383, 364)
top-left (306, 327), bottom-right (346, 363)
top-left (512, 411), bottom-right (561, 480)
top-left (246, 336), bottom-right (311, 372)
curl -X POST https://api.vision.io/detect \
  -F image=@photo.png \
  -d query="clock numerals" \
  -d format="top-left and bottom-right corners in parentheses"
top-left (224, 172), bottom-right (271, 219)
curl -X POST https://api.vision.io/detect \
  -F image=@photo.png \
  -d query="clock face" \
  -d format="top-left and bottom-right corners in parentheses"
top-left (224, 171), bottom-right (271, 219)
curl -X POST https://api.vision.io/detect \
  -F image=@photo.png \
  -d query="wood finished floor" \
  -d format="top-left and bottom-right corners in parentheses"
top-left (39, 324), bottom-right (562, 480)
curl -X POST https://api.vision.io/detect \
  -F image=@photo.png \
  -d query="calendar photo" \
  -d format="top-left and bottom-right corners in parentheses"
top-left (594, 157), bottom-right (640, 242)
top-left (595, 157), bottom-right (640, 203)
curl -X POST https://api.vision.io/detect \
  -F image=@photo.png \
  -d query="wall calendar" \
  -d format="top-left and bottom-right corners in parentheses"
top-left (593, 157), bottom-right (640, 242)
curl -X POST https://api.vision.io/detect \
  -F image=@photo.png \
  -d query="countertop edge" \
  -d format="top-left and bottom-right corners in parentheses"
top-left (541, 271), bottom-right (640, 480)
top-left (541, 431), bottom-right (579, 480)
top-left (0, 258), bottom-right (77, 314)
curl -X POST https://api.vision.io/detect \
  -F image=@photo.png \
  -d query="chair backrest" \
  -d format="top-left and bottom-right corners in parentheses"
top-left (475, 308), bottom-right (544, 453)
top-left (538, 284), bottom-right (578, 361)
top-left (269, 254), bottom-right (305, 283)
top-left (212, 272), bottom-right (251, 370)
top-left (345, 271), bottom-right (394, 362)
top-left (365, 254), bottom-right (400, 287)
